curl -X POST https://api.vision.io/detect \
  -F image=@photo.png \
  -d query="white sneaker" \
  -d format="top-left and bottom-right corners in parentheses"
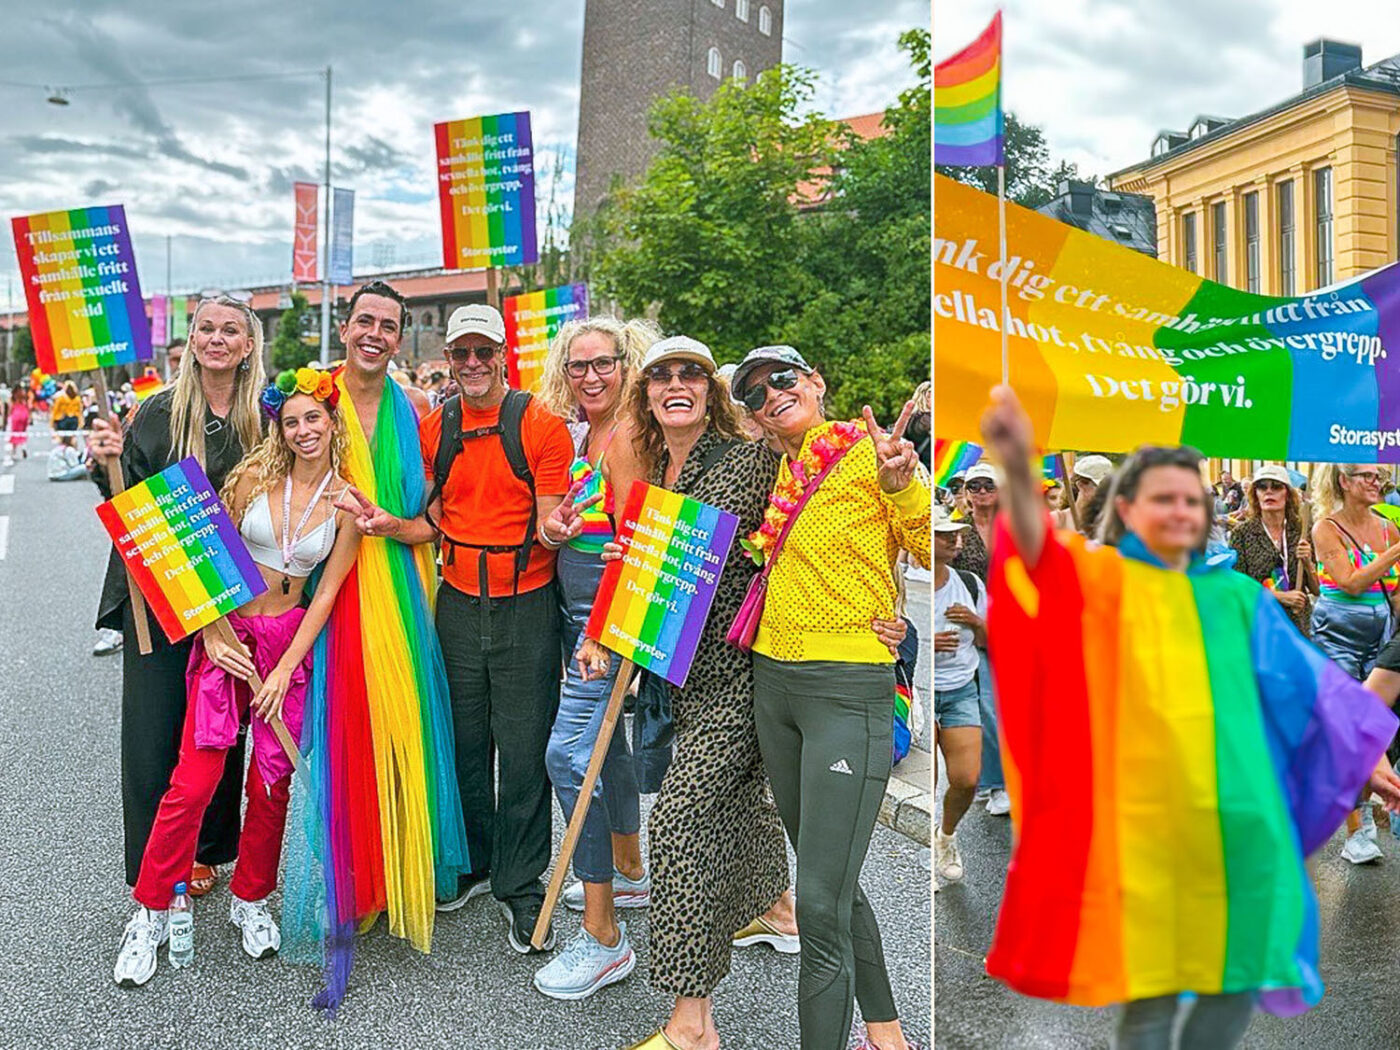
top-left (229, 897), bottom-right (280, 959)
top-left (1361, 804), bottom-right (1378, 841)
top-left (986, 788), bottom-right (1011, 816)
top-left (92, 629), bottom-right (123, 656)
top-left (934, 828), bottom-right (964, 881)
top-left (114, 907), bottom-right (168, 987)
top-left (973, 788), bottom-right (991, 802)
top-left (561, 868), bottom-right (651, 912)
top-left (1341, 828), bottom-right (1383, 865)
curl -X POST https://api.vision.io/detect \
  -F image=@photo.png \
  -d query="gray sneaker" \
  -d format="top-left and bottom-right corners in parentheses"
top-left (561, 868), bottom-right (651, 911)
top-left (532, 922), bottom-right (636, 1000)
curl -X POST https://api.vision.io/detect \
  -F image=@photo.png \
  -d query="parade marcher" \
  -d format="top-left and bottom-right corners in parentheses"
top-left (51, 380), bottom-right (82, 434)
top-left (113, 378), bottom-right (360, 988)
top-left (90, 296), bottom-right (266, 901)
top-left (1050, 454), bottom-right (1111, 535)
top-left (279, 281), bottom-right (470, 1012)
top-left (5, 387), bottom-right (31, 465)
top-left (1229, 464), bottom-right (1315, 636)
top-left (47, 435), bottom-right (87, 481)
top-left (733, 345), bottom-right (928, 1050)
top-left (336, 301), bottom-right (574, 956)
top-left (530, 316), bottom-right (656, 1000)
top-left (1309, 462), bottom-right (1400, 864)
top-left (979, 385), bottom-right (1400, 1050)
top-left (1214, 467), bottom-right (1244, 516)
top-left (932, 506), bottom-right (984, 886)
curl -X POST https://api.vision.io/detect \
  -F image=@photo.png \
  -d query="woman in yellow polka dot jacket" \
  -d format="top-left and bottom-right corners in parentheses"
top-left (731, 345), bottom-right (930, 1050)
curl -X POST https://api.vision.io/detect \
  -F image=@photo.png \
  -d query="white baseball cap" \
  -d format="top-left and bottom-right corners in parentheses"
top-left (965, 463), bottom-right (1002, 485)
top-left (1072, 455), bottom-right (1113, 485)
top-left (1253, 464), bottom-right (1294, 488)
top-left (641, 335), bottom-right (716, 373)
top-left (445, 304), bottom-right (506, 346)
top-left (934, 505), bottom-right (970, 533)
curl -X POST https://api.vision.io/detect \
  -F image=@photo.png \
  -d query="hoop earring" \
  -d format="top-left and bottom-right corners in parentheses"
top-left (238, 358), bottom-right (249, 372)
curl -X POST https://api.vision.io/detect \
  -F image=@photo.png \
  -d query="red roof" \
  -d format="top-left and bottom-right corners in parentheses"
top-left (794, 111), bottom-right (892, 208)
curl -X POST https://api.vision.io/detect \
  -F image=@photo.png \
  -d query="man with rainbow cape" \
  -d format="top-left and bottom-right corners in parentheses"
top-left (280, 280), bottom-right (470, 1012)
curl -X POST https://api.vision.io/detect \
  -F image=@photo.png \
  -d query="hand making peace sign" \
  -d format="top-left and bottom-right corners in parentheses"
top-left (333, 486), bottom-right (399, 539)
top-left (541, 479), bottom-right (605, 546)
top-left (862, 400), bottom-right (919, 494)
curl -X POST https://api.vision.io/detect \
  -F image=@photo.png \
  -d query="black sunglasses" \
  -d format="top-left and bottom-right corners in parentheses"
top-left (645, 362), bottom-right (708, 385)
top-left (741, 369), bottom-right (800, 411)
top-left (964, 480), bottom-right (997, 493)
top-left (565, 355), bottom-right (622, 379)
top-left (1254, 480), bottom-right (1288, 493)
top-left (446, 344), bottom-right (498, 364)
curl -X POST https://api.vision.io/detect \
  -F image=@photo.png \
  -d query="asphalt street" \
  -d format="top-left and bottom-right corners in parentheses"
top-left (0, 445), bottom-right (931, 1050)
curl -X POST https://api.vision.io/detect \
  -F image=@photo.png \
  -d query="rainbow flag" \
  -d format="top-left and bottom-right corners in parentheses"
top-left (566, 458), bottom-right (614, 553)
top-left (434, 111), bottom-right (538, 269)
top-left (586, 481), bottom-right (738, 687)
top-left (95, 457), bottom-right (266, 642)
top-left (934, 439), bottom-right (982, 486)
top-left (985, 521), bottom-right (1397, 1016)
top-left (935, 11), bottom-right (1004, 167)
top-left (503, 283), bottom-right (589, 392)
top-left (1042, 455), bottom-right (1063, 480)
top-left (11, 205), bottom-right (152, 374)
top-left (133, 369), bottom-right (164, 403)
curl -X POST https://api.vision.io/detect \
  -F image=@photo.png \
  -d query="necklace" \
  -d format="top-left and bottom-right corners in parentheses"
top-left (742, 420), bottom-right (863, 566)
top-left (281, 471), bottom-right (334, 593)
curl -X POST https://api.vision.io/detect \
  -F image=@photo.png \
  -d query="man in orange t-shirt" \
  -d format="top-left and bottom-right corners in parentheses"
top-left (357, 302), bottom-right (574, 952)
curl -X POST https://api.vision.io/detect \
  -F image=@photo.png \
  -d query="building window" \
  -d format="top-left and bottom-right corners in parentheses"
top-left (1278, 180), bottom-right (1295, 296)
top-left (732, 59), bottom-right (747, 81)
top-left (736, 0), bottom-right (750, 21)
top-left (1212, 201), bottom-right (1227, 284)
top-left (1183, 212), bottom-right (1198, 274)
top-left (1244, 191), bottom-right (1260, 294)
top-left (1315, 166), bottom-right (1333, 288)
top-left (758, 5), bottom-right (772, 35)
top-left (707, 46), bottom-right (721, 79)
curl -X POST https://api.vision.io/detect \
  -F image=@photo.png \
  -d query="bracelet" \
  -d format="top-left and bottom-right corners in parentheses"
top-left (538, 527), bottom-right (563, 550)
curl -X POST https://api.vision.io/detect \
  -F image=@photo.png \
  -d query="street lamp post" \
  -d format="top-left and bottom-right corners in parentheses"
top-left (320, 65), bottom-right (332, 366)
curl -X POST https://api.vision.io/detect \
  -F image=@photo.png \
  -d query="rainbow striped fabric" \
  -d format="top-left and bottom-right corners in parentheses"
top-left (567, 456), bottom-right (614, 553)
top-left (934, 11), bottom-right (1004, 167)
top-left (132, 369), bottom-right (164, 403)
top-left (934, 439), bottom-right (982, 486)
top-left (1315, 543), bottom-right (1399, 606)
top-left (986, 522), bottom-right (1397, 1016)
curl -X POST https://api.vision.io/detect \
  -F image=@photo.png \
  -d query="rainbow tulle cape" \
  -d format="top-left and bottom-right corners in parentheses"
top-left (282, 376), bottom-right (470, 1012)
top-left (985, 520), bottom-right (1397, 1016)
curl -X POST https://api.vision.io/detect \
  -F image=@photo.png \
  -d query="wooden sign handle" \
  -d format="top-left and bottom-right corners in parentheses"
top-left (485, 266), bottom-right (500, 311)
top-left (91, 370), bottom-right (154, 655)
top-left (207, 616), bottom-right (304, 773)
top-left (532, 656), bottom-right (636, 949)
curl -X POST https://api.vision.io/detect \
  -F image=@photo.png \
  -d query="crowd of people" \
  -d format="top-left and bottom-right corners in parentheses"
top-left (80, 282), bottom-right (931, 1050)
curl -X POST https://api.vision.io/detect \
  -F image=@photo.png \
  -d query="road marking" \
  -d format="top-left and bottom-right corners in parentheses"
top-left (0, 475), bottom-right (13, 495)
top-left (0, 516), bottom-right (8, 560)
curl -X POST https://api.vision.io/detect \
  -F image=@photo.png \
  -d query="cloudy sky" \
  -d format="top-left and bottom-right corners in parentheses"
top-left (0, 0), bottom-right (925, 308)
top-left (938, 0), bottom-right (1400, 181)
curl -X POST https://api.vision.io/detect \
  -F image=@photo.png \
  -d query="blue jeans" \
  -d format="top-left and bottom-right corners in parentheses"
top-left (545, 545), bottom-right (641, 883)
top-left (975, 650), bottom-right (1004, 792)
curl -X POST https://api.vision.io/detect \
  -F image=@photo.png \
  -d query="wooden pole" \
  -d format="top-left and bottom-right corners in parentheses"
top-left (532, 656), bottom-right (636, 949)
top-left (207, 616), bottom-right (303, 772)
top-left (485, 267), bottom-right (500, 311)
top-left (1058, 452), bottom-right (1080, 533)
top-left (91, 370), bottom-right (154, 655)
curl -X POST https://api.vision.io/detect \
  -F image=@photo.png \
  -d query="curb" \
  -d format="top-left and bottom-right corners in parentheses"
top-left (881, 746), bottom-right (932, 845)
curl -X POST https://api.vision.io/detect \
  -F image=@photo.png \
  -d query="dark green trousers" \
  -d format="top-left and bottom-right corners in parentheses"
top-left (752, 654), bottom-right (900, 1050)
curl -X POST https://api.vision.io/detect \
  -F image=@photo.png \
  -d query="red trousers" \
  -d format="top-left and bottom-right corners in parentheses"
top-left (133, 689), bottom-right (291, 910)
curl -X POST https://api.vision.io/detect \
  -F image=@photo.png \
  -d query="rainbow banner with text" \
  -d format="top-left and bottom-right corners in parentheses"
top-left (96, 457), bottom-right (266, 643)
top-left (504, 283), bottom-right (589, 391)
top-left (11, 205), bottom-right (151, 374)
top-left (434, 111), bottom-right (538, 269)
top-left (935, 173), bottom-right (1400, 463)
top-left (585, 482), bottom-right (738, 687)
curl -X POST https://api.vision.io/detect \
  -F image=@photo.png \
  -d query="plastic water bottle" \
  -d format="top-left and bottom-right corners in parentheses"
top-left (168, 881), bottom-right (194, 968)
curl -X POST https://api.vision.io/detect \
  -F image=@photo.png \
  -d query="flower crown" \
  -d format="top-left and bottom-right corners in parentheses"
top-left (261, 367), bottom-right (339, 421)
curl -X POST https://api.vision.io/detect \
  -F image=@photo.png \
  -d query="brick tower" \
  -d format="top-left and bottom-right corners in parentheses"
top-left (573, 0), bottom-right (784, 218)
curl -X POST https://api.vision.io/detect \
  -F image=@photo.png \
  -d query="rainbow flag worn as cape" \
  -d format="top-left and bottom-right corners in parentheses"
top-left (282, 375), bottom-right (470, 1013)
top-left (985, 519), bottom-right (1397, 1016)
top-left (934, 439), bottom-right (982, 487)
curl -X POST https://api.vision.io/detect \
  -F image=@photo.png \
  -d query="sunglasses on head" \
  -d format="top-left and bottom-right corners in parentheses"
top-left (446, 344), bottom-right (498, 364)
top-left (965, 479), bottom-right (997, 493)
top-left (645, 361), bottom-right (708, 385)
top-left (741, 369), bottom-right (801, 411)
top-left (565, 355), bottom-right (622, 379)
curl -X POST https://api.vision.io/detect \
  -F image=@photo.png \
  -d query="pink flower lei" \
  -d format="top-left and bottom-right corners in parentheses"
top-left (740, 420), bottom-right (863, 566)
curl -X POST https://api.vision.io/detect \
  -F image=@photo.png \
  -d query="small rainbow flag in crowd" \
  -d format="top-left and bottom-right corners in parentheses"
top-left (934, 439), bottom-right (983, 486)
top-left (95, 457), bottom-right (266, 643)
top-left (1042, 455), bottom-right (1064, 480)
top-left (133, 369), bottom-right (164, 403)
top-left (586, 482), bottom-right (738, 687)
top-left (934, 11), bottom-right (1004, 167)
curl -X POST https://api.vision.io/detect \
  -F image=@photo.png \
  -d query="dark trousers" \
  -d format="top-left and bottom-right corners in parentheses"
top-left (436, 581), bottom-right (561, 904)
top-left (121, 601), bottom-right (244, 886)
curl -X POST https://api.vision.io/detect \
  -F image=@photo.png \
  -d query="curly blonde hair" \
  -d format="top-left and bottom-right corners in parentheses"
top-left (538, 316), bottom-right (661, 420)
top-left (220, 393), bottom-right (351, 527)
top-left (624, 362), bottom-right (747, 476)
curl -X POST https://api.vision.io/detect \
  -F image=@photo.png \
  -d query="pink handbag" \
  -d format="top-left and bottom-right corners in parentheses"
top-left (727, 436), bottom-right (866, 651)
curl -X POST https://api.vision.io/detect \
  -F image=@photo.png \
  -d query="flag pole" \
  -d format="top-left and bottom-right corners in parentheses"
top-left (998, 161), bottom-right (1008, 386)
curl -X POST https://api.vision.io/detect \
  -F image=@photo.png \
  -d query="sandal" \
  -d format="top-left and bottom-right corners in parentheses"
top-left (189, 863), bottom-right (219, 897)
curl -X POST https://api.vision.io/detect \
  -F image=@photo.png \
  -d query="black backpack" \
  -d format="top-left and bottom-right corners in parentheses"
top-left (426, 388), bottom-right (536, 596)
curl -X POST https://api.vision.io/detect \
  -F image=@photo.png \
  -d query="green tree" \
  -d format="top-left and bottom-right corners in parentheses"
top-left (270, 292), bottom-right (315, 372)
top-left (936, 111), bottom-right (1084, 209)
top-left (12, 325), bottom-right (35, 370)
top-left (591, 66), bottom-right (845, 354)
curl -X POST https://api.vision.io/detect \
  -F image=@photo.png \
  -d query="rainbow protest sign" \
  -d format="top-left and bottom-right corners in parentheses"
top-left (504, 284), bottom-right (589, 391)
top-left (585, 482), bottom-right (738, 687)
top-left (434, 111), bottom-right (538, 269)
top-left (96, 457), bottom-right (266, 643)
top-left (935, 173), bottom-right (1400, 463)
top-left (11, 205), bottom-right (151, 374)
